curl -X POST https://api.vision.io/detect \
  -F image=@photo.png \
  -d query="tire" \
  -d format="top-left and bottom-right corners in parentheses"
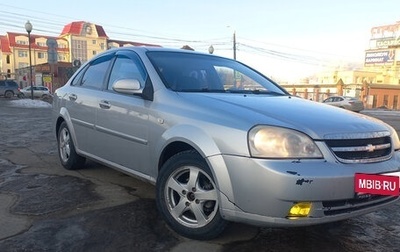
top-left (41, 95), bottom-right (51, 103)
top-left (4, 90), bottom-right (13, 98)
top-left (57, 121), bottom-right (86, 170)
top-left (156, 150), bottom-right (227, 240)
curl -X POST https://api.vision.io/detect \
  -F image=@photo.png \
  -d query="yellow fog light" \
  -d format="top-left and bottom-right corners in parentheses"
top-left (287, 202), bottom-right (312, 218)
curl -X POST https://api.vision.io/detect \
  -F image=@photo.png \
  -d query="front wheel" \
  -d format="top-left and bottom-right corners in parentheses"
top-left (57, 121), bottom-right (86, 170)
top-left (156, 150), bottom-right (227, 240)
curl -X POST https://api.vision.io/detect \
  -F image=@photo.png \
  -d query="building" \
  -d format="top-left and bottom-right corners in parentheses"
top-left (0, 21), bottom-right (160, 91)
top-left (281, 21), bottom-right (400, 109)
top-left (0, 32), bottom-right (69, 80)
top-left (365, 21), bottom-right (400, 84)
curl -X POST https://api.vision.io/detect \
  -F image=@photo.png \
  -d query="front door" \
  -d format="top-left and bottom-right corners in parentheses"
top-left (94, 51), bottom-right (151, 175)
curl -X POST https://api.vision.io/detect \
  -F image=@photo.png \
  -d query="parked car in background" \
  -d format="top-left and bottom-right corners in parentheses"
top-left (52, 47), bottom-right (400, 240)
top-left (0, 80), bottom-right (20, 98)
top-left (19, 86), bottom-right (52, 99)
top-left (322, 95), bottom-right (364, 112)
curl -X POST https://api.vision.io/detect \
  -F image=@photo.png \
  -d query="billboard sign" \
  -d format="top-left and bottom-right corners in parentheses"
top-left (375, 38), bottom-right (400, 48)
top-left (371, 22), bottom-right (400, 39)
top-left (364, 50), bottom-right (395, 65)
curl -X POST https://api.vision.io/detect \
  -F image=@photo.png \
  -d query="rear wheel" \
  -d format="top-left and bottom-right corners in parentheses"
top-left (57, 121), bottom-right (86, 170)
top-left (156, 150), bottom-right (227, 240)
top-left (4, 90), bottom-right (13, 98)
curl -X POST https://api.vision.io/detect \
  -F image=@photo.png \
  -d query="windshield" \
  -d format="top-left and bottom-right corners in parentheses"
top-left (147, 51), bottom-right (288, 95)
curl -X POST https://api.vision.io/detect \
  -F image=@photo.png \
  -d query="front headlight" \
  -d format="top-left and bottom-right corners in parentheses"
top-left (249, 126), bottom-right (323, 158)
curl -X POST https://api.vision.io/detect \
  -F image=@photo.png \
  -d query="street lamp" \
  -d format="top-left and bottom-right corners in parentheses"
top-left (25, 20), bottom-right (34, 100)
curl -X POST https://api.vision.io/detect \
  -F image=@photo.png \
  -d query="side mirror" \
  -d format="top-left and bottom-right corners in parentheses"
top-left (112, 79), bottom-right (143, 95)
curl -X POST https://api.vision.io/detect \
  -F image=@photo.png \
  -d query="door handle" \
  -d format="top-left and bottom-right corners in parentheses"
top-left (99, 100), bottom-right (111, 109)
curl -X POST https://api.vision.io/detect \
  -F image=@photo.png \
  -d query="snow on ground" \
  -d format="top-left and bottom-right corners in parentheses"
top-left (8, 99), bottom-right (52, 108)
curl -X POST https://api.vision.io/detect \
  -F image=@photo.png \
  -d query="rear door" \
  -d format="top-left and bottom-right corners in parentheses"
top-left (65, 53), bottom-right (114, 155)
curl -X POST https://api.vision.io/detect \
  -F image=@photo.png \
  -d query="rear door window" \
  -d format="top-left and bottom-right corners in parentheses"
top-left (81, 56), bottom-right (113, 90)
top-left (71, 53), bottom-right (114, 89)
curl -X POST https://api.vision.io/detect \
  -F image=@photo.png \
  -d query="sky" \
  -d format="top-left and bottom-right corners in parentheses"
top-left (0, 0), bottom-right (399, 82)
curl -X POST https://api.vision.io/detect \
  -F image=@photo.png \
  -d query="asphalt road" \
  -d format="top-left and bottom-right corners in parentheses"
top-left (0, 98), bottom-right (400, 252)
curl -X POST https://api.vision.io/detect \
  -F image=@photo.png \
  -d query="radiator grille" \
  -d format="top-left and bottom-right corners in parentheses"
top-left (325, 135), bottom-right (392, 163)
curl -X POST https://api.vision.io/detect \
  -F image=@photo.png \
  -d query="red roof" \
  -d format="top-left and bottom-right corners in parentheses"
top-left (5, 32), bottom-right (68, 52)
top-left (0, 21), bottom-right (160, 53)
top-left (60, 21), bottom-right (108, 38)
top-left (0, 35), bottom-right (11, 53)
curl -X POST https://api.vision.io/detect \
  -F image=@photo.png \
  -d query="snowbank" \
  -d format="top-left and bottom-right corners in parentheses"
top-left (8, 99), bottom-right (52, 108)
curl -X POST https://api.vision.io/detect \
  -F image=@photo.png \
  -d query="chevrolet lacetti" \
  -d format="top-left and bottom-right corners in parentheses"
top-left (52, 47), bottom-right (400, 240)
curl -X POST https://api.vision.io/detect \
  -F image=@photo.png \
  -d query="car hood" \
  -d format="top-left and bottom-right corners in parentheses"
top-left (178, 93), bottom-right (389, 140)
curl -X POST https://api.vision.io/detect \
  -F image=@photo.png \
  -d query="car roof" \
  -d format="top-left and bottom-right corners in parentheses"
top-left (104, 46), bottom-right (213, 57)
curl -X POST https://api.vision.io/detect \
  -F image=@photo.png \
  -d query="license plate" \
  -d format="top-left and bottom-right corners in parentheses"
top-left (355, 173), bottom-right (400, 196)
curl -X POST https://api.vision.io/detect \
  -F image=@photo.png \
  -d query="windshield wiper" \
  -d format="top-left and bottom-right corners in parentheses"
top-left (199, 88), bottom-right (227, 93)
top-left (225, 89), bottom-right (285, 95)
top-left (251, 90), bottom-right (286, 96)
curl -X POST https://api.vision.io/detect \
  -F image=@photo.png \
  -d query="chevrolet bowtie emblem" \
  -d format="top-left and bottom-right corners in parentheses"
top-left (366, 144), bottom-right (376, 152)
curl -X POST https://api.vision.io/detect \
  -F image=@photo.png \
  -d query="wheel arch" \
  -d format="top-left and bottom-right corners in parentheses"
top-left (155, 125), bottom-right (235, 205)
top-left (158, 141), bottom-right (196, 171)
top-left (55, 108), bottom-right (81, 154)
top-left (156, 125), bottom-right (222, 173)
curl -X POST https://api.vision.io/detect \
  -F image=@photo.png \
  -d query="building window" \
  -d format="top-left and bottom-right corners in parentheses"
top-left (58, 54), bottom-right (66, 61)
top-left (7, 69), bottom-right (11, 78)
top-left (37, 42), bottom-right (46, 47)
top-left (18, 51), bottom-right (28, 57)
top-left (100, 43), bottom-right (105, 50)
top-left (72, 40), bottom-right (88, 63)
top-left (92, 40), bottom-right (96, 44)
top-left (372, 95), bottom-right (377, 108)
top-left (6, 55), bottom-right (10, 64)
top-left (93, 51), bottom-right (97, 56)
top-left (38, 52), bottom-right (46, 59)
top-left (383, 95), bottom-right (389, 107)
top-left (16, 40), bottom-right (28, 45)
top-left (393, 95), bottom-right (398, 109)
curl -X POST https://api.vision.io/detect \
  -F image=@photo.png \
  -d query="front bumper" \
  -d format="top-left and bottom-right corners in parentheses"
top-left (208, 152), bottom-right (400, 227)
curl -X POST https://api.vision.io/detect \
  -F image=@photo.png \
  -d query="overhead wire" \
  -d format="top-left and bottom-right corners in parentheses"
top-left (0, 3), bottom-right (351, 70)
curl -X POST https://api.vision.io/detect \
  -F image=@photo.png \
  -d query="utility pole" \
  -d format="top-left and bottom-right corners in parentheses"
top-left (233, 31), bottom-right (236, 60)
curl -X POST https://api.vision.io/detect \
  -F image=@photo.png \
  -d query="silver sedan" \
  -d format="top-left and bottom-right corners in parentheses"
top-left (19, 85), bottom-right (52, 99)
top-left (52, 47), bottom-right (400, 240)
top-left (322, 95), bottom-right (365, 112)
